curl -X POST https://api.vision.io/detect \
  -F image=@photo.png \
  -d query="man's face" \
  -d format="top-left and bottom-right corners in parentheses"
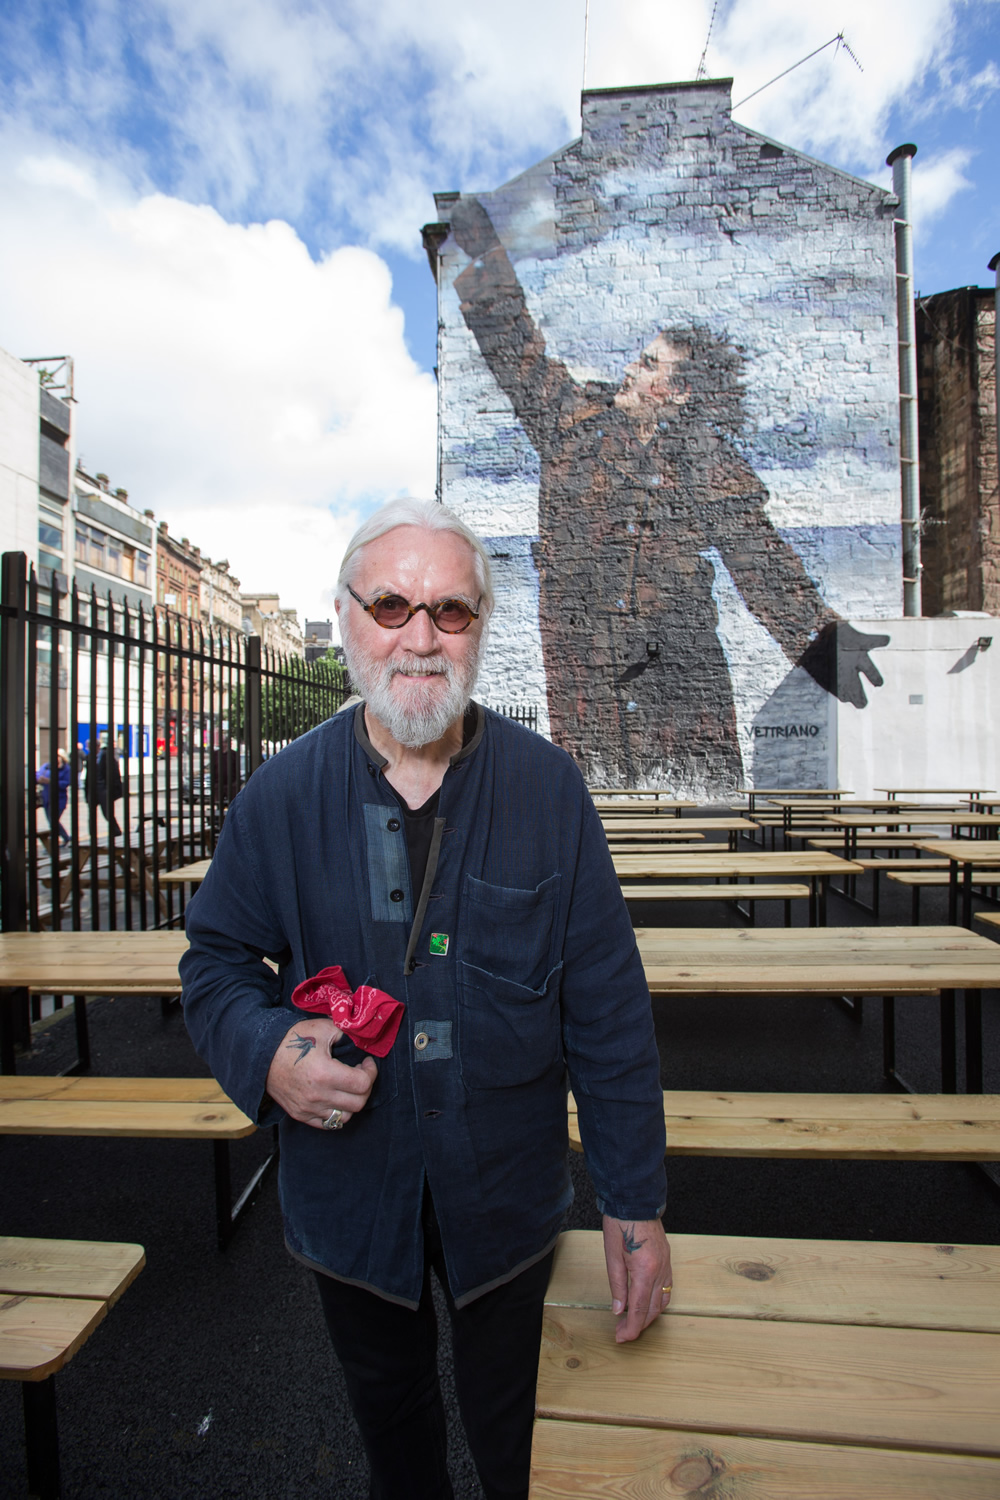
top-left (614, 334), bottom-right (690, 417)
top-left (337, 526), bottom-right (485, 749)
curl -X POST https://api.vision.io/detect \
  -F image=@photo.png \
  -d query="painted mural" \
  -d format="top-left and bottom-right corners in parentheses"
top-left (433, 82), bottom-right (901, 793)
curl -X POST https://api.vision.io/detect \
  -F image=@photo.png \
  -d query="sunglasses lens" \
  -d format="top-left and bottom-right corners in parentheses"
top-left (433, 600), bottom-right (474, 632)
top-left (370, 595), bottom-right (412, 627)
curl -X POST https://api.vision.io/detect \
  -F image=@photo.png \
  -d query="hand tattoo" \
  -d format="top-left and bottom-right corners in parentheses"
top-left (286, 1031), bottom-right (317, 1065)
top-left (620, 1223), bottom-right (645, 1255)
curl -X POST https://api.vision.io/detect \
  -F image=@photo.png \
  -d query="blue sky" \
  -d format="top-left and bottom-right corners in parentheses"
top-left (0, 0), bottom-right (996, 622)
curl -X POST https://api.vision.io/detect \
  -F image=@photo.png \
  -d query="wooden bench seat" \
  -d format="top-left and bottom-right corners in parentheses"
top-left (0, 1077), bottom-right (272, 1249)
top-left (531, 1230), bottom-right (1000, 1500)
top-left (620, 883), bottom-right (810, 926)
top-left (1, 1235), bottom-right (145, 1499)
top-left (566, 1090), bottom-right (1000, 1160)
top-left (888, 869), bottom-right (1000, 923)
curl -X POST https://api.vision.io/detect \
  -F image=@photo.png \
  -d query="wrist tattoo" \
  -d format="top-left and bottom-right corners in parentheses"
top-left (287, 1031), bottom-right (317, 1064)
top-left (620, 1223), bottom-right (645, 1255)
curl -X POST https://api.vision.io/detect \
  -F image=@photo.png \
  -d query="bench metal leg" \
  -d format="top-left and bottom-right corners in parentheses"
top-left (882, 996), bottom-right (896, 1080)
top-left (213, 1126), bottom-right (279, 1250)
top-left (941, 989), bottom-right (957, 1093)
top-left (965, 989), bottom-right (983, 1093)
top-left (22, 1375), bottom-right (60, 1500)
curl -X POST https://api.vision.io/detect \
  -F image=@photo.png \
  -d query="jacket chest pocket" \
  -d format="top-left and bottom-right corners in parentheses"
top-left (458, 873), bottom-right (563, 1090)
top-left (461, 872), bottom-right (560, 992)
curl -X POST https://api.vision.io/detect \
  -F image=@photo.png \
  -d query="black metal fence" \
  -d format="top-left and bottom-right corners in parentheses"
top-left (1, 550), bottom-right (346, 1029)
top-left (493, 703), bottom-right (538, 732)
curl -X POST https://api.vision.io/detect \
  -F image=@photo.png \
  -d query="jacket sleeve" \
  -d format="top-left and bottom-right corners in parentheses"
top-left (558, 786), bottom-right (667, 1221)
top-left (179, 790), bottom-right (295, 1124)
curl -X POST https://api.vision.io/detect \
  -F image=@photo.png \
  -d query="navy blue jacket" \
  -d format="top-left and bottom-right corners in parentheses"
top-left (181, 704), bottom-right (665, 1307)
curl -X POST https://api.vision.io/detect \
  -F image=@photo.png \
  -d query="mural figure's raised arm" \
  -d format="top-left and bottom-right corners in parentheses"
top-left (451, 197), bottom-right (580, 453)
top-left (711, 492), bottom-right (889, 708)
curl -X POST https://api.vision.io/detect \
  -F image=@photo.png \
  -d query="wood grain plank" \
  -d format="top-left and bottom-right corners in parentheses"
top-left (545, 1231), bottom-right (1000, 1333)
top-left (0, 1099), bottom-right (255, 1139)
top-left (0, 1077), bottom-right (230, 1102)
top-left (529, 1419), bottom-right (1000, 1499)
top-left (0, 1294), bottom-right (107, 1380)
top-left (536, 1309), bottom-right (1000, 1455)
top-left (0, 1238), bottom-right (145, 1305)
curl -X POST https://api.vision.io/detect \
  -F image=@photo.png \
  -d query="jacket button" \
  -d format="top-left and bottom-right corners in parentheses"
top-left (414, 1032), bottom-right (429, 1051)
top-left (390, 889), bottom-right (404, 903)
top-left (387, 818), bottom-right (400, 832)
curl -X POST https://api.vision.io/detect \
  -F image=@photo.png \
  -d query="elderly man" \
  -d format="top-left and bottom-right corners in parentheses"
top-left (181, 499), bottom-right (669, 1500)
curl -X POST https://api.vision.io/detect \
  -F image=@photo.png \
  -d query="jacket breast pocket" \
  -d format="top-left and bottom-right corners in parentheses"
top-left (462, 872), bottom-right (560, 992)
top-left (459, 961), bottom-right (564, 1090)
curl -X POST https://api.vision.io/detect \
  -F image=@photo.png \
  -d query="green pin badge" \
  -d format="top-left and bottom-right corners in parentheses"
top-left (429, 933), bottom-right (450, 956)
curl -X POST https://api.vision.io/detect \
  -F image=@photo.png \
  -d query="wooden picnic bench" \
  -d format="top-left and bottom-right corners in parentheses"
top-left (919, 840), bottom-right (1000, 928)
top-left (1, 1235), bottom-right (145, 1500)
top-left (531, 1228), bottom-right (1000, 1499)
top-left (633, 925), bottom-right (1000, 1093)
top-left (612, 851), bottom-right (860, 926)
top-left (602, 816), bottom-right (758, 851)
top-left (0, 1076), bottom-right (271, 1250)
top-left (567, 1089), bottom-right (1000, 1159)
top-left (887, 867), bottom-right (1000, 924)
top-left (620, 883), bottom-right (811, 925)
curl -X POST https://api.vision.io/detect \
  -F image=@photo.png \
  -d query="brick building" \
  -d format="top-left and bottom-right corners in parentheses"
top-left (917, 286), bottom-right (998, 616)
top-left (425, 78), bottom-right (903, 795)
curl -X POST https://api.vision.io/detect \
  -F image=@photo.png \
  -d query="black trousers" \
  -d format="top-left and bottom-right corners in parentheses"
top-left (313, 1191), bottom-right (555, 1500)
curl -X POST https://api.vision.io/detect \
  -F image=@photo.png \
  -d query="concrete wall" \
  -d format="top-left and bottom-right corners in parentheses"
top-left (0, 345), bottom-right (40, 561)
top-left (834, 618), bottom-right (1000, 796)
top-left (432, 79), bottom-right (903, 795)
top-left (917, 287), bottom-right (998, 616)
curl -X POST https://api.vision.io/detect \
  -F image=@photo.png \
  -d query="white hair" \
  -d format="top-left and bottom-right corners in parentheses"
top-left (336, 498), bottom-right (494, 615)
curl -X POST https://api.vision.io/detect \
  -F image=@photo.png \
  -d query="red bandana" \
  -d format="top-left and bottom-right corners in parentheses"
top-left (290, 966), bottom-right (405, 1058)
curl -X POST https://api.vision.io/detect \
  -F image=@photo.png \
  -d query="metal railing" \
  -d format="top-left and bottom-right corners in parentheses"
top-left (1, 551), bottom-right (346, 1038)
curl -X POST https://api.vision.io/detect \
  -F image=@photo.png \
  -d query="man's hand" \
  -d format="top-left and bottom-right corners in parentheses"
top-left (798, 621), bottom-right (890, 709)
top-left (265, 1016), bottom-right (378, 1129)
top-left (602, 1215), bottom-right (673, 1343)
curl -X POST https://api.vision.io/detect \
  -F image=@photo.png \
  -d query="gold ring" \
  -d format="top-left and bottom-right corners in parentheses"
top-left (661, 1284), bottom-right (672, 1294)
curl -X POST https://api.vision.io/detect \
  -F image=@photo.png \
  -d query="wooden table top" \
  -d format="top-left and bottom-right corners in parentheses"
top-left (831, 812), bottom-right (1000, 828)
top-left (531, 1230), bottom-right (1000, 1499)
top-left (601, 816), bottom-right (757, 833)
top-left (567, 1089), bottom-right (1000, 1160)
top-left (877, 787), bottom-right (997, 797)
top-left (0, 930), bottom-right (188, 993)
top-left (593, 800), bottom-right (693, 816)
top-left (919, 841), bottom-right (1000, 863)
top-left (738, 788), bottom-right (852, 797)
top-left (633, 924), bottom-right (1000, 994)
top-left (158, 857), bottom-right (213, 885)
top-left (0, 1076), bottom-right (254, 1140)
top-left (613, 851), bottom-right (860, 879)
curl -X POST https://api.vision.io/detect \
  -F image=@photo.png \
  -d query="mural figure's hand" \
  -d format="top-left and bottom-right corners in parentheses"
top-left (798, 622), bottom-right (890, 708)
top-left (450, 196), bottom-right (502, 261)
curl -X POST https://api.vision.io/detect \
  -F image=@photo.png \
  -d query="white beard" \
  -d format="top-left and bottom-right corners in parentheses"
top-left (341, 622), bottom-right (481, 749)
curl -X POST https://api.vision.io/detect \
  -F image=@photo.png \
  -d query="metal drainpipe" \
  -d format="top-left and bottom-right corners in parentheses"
top-left (990, 253), bottom-right (1000, 485)
top-left (887, 143), bottom-right (921, 616)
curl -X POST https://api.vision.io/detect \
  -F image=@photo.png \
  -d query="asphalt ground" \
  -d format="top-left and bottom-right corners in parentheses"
top-left (2, 868), bottom-right (998, 1499)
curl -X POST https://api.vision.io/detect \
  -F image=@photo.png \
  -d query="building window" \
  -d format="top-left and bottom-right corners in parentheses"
top-left (39, 520), bottom-right (63, 552)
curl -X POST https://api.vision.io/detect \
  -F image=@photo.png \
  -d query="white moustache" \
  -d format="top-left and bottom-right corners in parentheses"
top-left (392, 662), bottom-right (448, 677)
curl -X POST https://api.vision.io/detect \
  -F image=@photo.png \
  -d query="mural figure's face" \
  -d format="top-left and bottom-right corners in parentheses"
top-left (338, 526), bottom-right (484, 749)
top-left (614, 333), bottom-right (690, 440)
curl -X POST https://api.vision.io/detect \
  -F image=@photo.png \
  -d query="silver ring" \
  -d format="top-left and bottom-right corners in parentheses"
top-left (321, 1108), bottom-right (345, 1130)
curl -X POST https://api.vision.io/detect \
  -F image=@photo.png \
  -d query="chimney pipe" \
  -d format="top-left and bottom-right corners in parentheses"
top-left (887, 143), bottom-right (921, 616)
top-left (990, 253), bottom-right (999, 490)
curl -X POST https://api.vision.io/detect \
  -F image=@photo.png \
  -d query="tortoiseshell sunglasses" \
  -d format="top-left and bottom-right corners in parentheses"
top-left (348, 585), bottom-right (481, 634)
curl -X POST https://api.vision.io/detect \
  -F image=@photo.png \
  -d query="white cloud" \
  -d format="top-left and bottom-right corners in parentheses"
top-left (0, 0), bottom-right (989, 259)
top-left (0, 137), bottom-right (436, 626)
top-left (909, 147), bottom-right (976, 231)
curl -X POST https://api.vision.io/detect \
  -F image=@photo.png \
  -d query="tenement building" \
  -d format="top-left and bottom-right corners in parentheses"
top-left (424, 78), bottom-right (903, 795)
